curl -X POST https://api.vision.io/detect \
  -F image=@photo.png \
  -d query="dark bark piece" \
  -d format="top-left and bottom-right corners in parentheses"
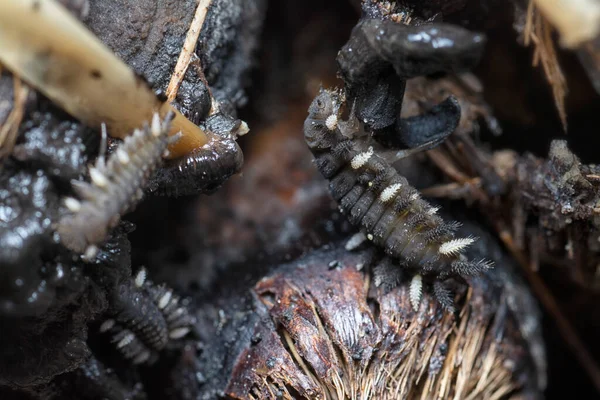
top-left (395, 95), bottom-right (461, 149)
top-left (337, 17), bottom-right (485, 148)
top-left (0, 221), bottom-right (133, 388)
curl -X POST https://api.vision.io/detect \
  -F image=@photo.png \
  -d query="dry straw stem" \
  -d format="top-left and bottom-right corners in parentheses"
top-left (525, 1), bottom-right (569, 130)
top-left (532, 0), bottom-right (600, 48)
top-left (0, 0), bottom-right (208, 160)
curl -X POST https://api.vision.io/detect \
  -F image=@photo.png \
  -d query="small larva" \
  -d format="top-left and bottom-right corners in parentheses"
top-left (108, 275), bottom-right (169, 351)
top-left (304, 88), bottom-right (492, 311)
top-left (56, 112), bottom-right (181, 260)
top-left (98, 267), bottom-right (195, 365)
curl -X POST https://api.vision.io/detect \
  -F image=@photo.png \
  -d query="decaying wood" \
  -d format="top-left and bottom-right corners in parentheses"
top-left (396, 65), bottom-right (600, 394)
top-left (221, 243), bottom-right (543, 399)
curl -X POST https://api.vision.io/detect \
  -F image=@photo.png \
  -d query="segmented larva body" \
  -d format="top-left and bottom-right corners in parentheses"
top-left (304, 88), bottom-right (491, 311)
top-left (99, 268), bottom-right (195, 365)
top-left (145, 281), bottom-right (196, 340)
top-left (109, 279), bottom-right (169, 351)
top-left (57, 112), bottom-right (181, 260)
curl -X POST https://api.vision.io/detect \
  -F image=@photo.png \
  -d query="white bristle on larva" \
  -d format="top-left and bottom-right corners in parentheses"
top-left (379, 183), bottom-right (403, 203)
top-left (409, 192), bottom-right (419, 201)
top-left (167, 308), bottom-right (184, 322)
top-left (135, 268), bottom-right (147, 288)
top-left (99, 319), bottom-right (116, 333)
top-left (116, 332), bottom-right (135, 348)
top-left (158, 291), bottom-right (173, 310)
top-left (439, 237), bottom-right (476, 256)
top-left (89, 167), bottom-right (109, 188)
top-left (427, 207), bottom-right (440, 215)
top-left (325, 114), bottom-right (338, 131)
top-left (116, 148), bottom-right (130, 164)
top-left (133, 350), bottom-right (151, 365)
top-left (409, 274), bottom-right (423, 312)
top-left (345, 232), bottom-right (367, 250)
top-left (169, 327), bottom-right (191, 340)
top-left (83, 245), bottom-right (99, 261)
top-left (151, 113), bottom-right (162, 137)
top-left (237, 121), bottom-right (250, 136)
top-left (351, 146), bottom-right (374, 170)
top-left (64, 197), bottom-right (82, 212)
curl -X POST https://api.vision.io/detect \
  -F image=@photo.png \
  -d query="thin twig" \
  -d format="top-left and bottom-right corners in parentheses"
top-left (0, 76), bottom-right (29, 160)
top-left (525, 1), bottom-right (569, 130)
top-left (426, 148), bottom-right (471, 183)
top-left (166, 0), bottom-right (212, 103)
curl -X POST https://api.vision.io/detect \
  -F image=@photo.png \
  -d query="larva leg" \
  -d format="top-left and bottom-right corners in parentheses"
top-left (433, 280), bottom-right (456, 313)
top-left (345, 232), bottom-right (367, 251)
top-left (98, 122), bottom-right (108, 169)
top-left (373, 257), bottom-right (403, 291)
top-left (450, 258), bottom-right (494, 277)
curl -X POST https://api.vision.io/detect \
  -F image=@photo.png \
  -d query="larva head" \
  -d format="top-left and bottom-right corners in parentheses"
top-left (304, 87), bottom-right (345, 150)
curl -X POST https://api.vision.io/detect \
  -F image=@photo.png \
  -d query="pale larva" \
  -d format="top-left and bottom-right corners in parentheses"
top-left (56, 112), bottom-right (181, 260)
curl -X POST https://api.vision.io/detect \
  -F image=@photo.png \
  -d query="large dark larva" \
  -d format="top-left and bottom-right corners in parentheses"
top-left (98, 268), bottom-right (195, 365)
top-left (304, 88), bottom-right (492, 311)
top-left (56, 112), bottom-right (180, 260)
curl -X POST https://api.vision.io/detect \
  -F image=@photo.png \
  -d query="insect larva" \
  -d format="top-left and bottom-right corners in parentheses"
top-left (304, 88), bottom-right (492, 311)
top-left (108, 277), bottom-right (169, 351)
top-left (56, 112), bottom-right (181, 260)
top-left (143, 269), bottom-right (196, 340)
top-left (110, 325), bottom-right (154, 365)
top-left (98, 268), bottom-right (195, 365)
